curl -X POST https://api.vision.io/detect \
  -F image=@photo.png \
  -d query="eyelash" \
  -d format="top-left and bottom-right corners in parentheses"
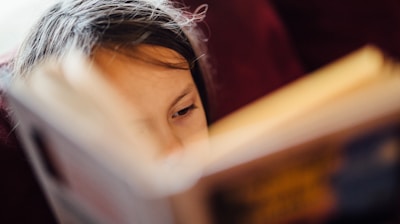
top-left (172, 104), bottom-right (197, 119)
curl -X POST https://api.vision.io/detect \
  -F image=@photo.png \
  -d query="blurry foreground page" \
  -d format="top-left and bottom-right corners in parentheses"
top-left (6, 45), bottom-right (400, 224)
top-left (172, 45), bottom-right (400, 224)
top-left (6, 51), bottom-right (206, 224)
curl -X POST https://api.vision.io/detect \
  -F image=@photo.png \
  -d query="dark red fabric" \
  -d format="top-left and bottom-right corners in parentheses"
top-left (0, 89), bottom-right (56, 222)
top-left (181, 0), bottom-right (304, 122)
top-left (271, 0), bottom-right (400, 72)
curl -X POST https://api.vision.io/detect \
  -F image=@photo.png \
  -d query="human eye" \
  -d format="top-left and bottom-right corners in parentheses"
top-left (172, 104), bottom-right (197, 119)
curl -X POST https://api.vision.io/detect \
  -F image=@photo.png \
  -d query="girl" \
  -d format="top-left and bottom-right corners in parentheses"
top-left (3, 0), bottom-right (214, 222)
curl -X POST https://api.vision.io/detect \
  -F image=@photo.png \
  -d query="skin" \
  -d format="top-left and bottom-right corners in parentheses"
top-left (92, 45), bottom-right (208, 155)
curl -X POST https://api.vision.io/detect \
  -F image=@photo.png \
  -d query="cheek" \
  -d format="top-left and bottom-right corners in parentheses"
top-left (174, 110), bottom-right (209, 146)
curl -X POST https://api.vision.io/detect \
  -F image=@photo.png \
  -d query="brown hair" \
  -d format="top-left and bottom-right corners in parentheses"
top-left (12, 0), bottom-right (214, 122)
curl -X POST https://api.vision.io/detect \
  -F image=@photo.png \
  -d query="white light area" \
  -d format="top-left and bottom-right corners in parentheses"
top-left (0, 0), bottom-right (56, 54)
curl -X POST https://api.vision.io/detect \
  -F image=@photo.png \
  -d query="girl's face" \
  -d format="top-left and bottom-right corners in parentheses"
top-left (92, 45), bottom-right (208, 155)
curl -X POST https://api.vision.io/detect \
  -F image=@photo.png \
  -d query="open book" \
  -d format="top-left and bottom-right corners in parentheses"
top-left (6, 45), bottom-right (400, 223)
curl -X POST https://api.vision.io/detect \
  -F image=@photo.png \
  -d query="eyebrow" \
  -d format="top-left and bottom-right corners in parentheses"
top-left (169, 84), bottom-right (196, 109)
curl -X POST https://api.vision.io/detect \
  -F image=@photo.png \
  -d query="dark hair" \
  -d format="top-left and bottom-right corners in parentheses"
top-left (12, 0), bottom-right (214, 122)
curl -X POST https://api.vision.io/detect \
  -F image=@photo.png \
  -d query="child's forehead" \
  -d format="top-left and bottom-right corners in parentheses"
top-left (90, 44), bottom-right (195, 93)
top-left (93, 44), bottom-right (190, 70)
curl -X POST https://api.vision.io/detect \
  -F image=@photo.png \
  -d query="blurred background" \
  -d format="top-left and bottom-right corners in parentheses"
top-left (0, 0), bottom-right (55, 54)
top-left (2, 0), bottom-right (400, 121)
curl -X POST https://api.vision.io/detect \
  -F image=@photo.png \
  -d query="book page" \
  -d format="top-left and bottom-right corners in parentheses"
top-left (10, 51), bottom-right (208, 196)
top-left (206, 45), bottom-right (400, 173)
top-left (172, 45), bottom-right (400, 224)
